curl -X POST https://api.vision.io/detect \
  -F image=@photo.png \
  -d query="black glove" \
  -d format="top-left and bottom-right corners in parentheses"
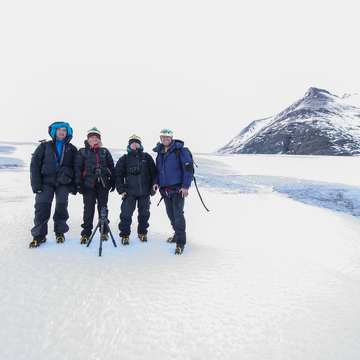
top-left (110, 183), bottom-right (116, 192)
top-left (76, 183), bottom-right (84, 195)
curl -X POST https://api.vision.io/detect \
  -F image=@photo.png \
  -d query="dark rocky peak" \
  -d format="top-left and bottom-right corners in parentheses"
top-left (302, 87), bottom-right (339, 108)
top-left (342, 92), bottom-right (358, 99)
top-left (305, 87), bottom-right (333, 98)
top-left (217, 87), bottom-right (360, 156)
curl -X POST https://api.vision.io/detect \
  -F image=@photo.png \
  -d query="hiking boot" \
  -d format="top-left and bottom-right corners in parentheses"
top-left (29, 236), bottom-right (47, 248)
top-left (121, 236), bottom-right (130, 246)
top-left (166, 234), bottom-right (176, 243)
top-left (174, 244), bottom-right (185, 255)
top-left (102, 233), bottom-right (109, 241)
top-left (138, 234), bottom-right (148, 242)
top-left (80, 235), bottom-right (89, 245)
top-left (56, 233), bottom-right (65, 243)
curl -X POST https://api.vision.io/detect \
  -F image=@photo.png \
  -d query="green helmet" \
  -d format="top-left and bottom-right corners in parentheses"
top-left (87, 126), bottom-right (101, 139)
top-left (159, 129), bottom-right (173, 137)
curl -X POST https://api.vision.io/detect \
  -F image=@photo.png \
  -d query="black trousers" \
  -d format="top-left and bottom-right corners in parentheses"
top-left (163, 192), bottom-right (186, 245)
top-left (81, 182), bottom-right (109, 236)
top-left (31, 183), bottom-right (70, 237)
top-left (118, 195), bottom-right (151, 237)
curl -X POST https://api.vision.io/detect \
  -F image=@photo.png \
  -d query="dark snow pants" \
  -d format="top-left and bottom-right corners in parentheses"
top-left (163, 192), bottom-right (186, 245)
top-left (118, 195), bottom-right (151, 237)
top-left (81, 182), bottom-right (109, 236)
top-left (31, 183), bottom-right (70, 237)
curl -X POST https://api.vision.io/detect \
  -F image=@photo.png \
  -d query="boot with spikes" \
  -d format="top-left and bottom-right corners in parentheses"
top-left (80, 235), bottom-right (89, 245)
top-left (102, 233), bottom-right (109, 241)
top-left (121, 236), bottom-right (130, 246)
top-left (166, 234), bottom-right (176, 243)
top-left (174, 244), bottom-right (185, 255)
top-left (56, 233), bottom-right (65, 243)
top-left (138, 234), bottom-right (148, 242)
top-left (29, 236), bottom-right (47, 248)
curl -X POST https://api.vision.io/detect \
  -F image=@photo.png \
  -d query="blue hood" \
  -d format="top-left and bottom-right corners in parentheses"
top-left (48, 122), bottom-right (73, 139)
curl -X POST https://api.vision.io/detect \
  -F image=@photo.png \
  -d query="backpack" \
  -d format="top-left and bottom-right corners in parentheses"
top-left (31, 139), bottom-right (48, 155)
top-left (174, 147), bottom-right (197, 176)
top-left (173, 145), bottom-right (209, 212)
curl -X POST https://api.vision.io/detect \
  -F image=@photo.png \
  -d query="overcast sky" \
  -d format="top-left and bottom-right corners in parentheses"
top-left (1, 0), bottom-right (359, 153)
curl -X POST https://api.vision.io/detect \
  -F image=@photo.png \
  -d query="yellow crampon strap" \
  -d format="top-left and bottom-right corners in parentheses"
top-left (138, 234), bottom-right (147, 242)
top-left (56, 235), bottom-right (65, 243)
top-left (175, 246), bottom-right (183, 254)
top-left (80, 236), bottom-right (88, 244)
top-left (122, 237), bottom-right (130, 245)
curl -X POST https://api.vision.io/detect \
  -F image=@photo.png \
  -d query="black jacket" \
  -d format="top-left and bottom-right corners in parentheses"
top-left (74, 141), bottom-right (115, 189)
top-left (115, 147), bottom-right (156, 197)
top-left (30, 124), bottom-right (77, 193)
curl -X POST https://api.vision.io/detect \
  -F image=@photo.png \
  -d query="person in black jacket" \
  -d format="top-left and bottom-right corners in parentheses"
top-left (115, 135), bottom-right (156, 245)
top-left (74, 127), bottom-right (115, 244)
top-left (29, 122), bottom-right (77, 248)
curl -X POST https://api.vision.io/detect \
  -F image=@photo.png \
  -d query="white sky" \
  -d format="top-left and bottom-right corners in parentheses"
top-left (1, 0), bottom-right (359, 153)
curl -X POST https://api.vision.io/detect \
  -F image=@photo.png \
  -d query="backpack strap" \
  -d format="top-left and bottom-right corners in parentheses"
top-left (33, 139), bottom-right (48, 158)
top-left (173, 147), bottom-right (184, 158)
top-left (80, 148), bottom-right (87, 158)
top-left (124, 153), bottom-right (129, 169)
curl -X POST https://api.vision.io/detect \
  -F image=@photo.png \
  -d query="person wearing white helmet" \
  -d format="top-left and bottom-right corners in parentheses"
top-left (152, 129), bottom-right (193, 255)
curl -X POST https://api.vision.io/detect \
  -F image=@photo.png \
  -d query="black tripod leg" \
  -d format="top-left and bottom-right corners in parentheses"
top-left (99, 220), bottom-right (104, 257)
top-left (86, 221), bottom-right (100, 247)
top-left (105, 220), bottom-right (117, 247)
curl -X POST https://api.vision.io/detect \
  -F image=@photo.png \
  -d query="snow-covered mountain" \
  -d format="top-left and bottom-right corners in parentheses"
top-left (218, 87), bottom-right (360, 155)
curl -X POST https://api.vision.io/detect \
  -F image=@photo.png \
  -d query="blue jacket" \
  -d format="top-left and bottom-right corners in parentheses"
top-left (153, 140), bottom-right (193, 196)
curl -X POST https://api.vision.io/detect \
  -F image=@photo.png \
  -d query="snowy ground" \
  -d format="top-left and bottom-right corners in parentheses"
top-left (1, 142), bottom-right (360, 360)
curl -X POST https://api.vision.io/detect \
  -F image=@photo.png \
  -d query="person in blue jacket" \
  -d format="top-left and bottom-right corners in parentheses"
top-left (152, 129), bottom-right (193, 255)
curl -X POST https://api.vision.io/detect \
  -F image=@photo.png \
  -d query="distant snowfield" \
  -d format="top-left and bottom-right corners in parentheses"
top-left (1, 142), bottom-right (360, 360)
top-left (210, 153), bottom-right (360, 186)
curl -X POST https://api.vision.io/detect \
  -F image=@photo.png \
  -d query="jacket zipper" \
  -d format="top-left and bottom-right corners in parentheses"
top-left (134, 154), bottom-right (141, 196)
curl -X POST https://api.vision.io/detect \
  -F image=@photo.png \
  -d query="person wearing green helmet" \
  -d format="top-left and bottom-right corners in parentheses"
top-left (74, 127), bottom-right (115, 245)
top-left (152, 129), bottom-right (193, 255)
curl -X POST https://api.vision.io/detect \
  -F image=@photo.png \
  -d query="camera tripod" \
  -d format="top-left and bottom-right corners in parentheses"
top-left (86, 206), bottom-right (117, 256)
